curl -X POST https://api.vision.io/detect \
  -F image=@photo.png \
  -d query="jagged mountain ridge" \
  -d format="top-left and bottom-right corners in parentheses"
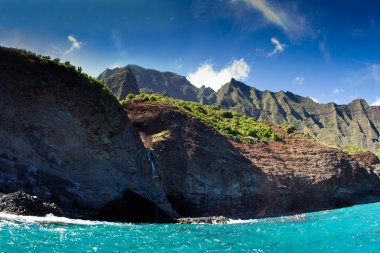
top-left (98, 65), bottom-right (380, 152)
top-left (215, 79), bottom-right (380, 152)
top-left (100, 65), bottom-right (201, 101)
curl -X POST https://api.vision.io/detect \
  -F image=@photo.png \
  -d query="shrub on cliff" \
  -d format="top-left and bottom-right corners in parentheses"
top-left (281, 124), bottom-right (296, 134)
top-left (124, 93), bottom-right (282, 142)
top-left (4, 47), bottom-right (115, 104)
top-left (342, 145), bottom-right (368, 154)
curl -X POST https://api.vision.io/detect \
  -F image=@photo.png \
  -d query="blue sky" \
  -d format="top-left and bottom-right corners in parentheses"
top-left (1, 0), bottom-right (380, 105)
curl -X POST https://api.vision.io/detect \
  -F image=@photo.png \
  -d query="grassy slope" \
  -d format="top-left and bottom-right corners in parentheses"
top-left (123, 93), bottom-right (283, 142)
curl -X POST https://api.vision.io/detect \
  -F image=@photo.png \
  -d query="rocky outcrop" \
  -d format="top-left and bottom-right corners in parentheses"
top-left (124, 100), bottom-right (380, 218)
top-left (0, 47), bottom-right (177, 221)
top-left (177, 216), bottom-right (229, 224)
top-left (0, 191), bottom-right (63, 216)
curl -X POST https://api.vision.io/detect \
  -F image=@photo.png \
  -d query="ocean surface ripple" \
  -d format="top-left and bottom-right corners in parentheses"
top-left (1, 202), bottom-right (380, 252)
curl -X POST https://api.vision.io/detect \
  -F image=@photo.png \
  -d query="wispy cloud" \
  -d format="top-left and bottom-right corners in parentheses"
top-left (267, 37), bottom-right (286, 57)
top-left (347, 62), bottom-right (380, 85)
top-left (173, 58), bottom-right (184, 69)
top-left (187, 58), bottom-right (250, 91)
top-left (318, 37), bottom-right (332, 65)
top-left (371, 19), bottom-right (375, 27)
top-left (111, 31), bottom-right (122, 48)
top-left (333, 88), bottom-right (344, 94)
top-left (64, 35), bottom-right (82, 55)
top-left (351, 29), bottom-right (366, 37)
top-left (371, 97), bottom-right (380, 106)
top-left (231, 0), bottom-right (313, 40)
top-left (293, 76), bottom-right (304, 85)
top-left (110, 31), bottom-right (127, 57)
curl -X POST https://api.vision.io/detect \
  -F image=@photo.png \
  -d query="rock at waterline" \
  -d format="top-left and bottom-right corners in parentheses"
top-left (0, 191), bottom-right (63, 216)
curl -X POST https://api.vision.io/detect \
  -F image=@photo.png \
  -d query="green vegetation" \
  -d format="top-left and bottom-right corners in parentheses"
top-left (342, 145), bottom-right (368, 154)
top-left (342, 145), bottom-right (380, 159)
top-left (280, 124), bottom-right (296, 134)
top-left (12, 48), bottom-right (115, 103)
top-left (124, 93), bottom-right (282, 142)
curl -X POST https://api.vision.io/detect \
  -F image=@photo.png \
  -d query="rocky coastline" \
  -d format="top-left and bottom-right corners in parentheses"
top-left (1, 46), bottom-right (380, 224)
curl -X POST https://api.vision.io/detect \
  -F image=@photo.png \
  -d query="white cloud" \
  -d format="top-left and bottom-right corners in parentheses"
top-left (231, 0), bottom-right (313, 40)
top-left (371, 97), bottom-right (380, 106)
top-left (293, 76), bottom-right (304, 85)
top-left (267, 37), bottom-right (286, 57)
top-left (309, 97), bottom-right (319, 103)
top-left (187, 59), bottom-right (250, 91)
top-left (64, 35), bottom-right (82, 55)
top-left (333, 88), bottom-right (344, 94)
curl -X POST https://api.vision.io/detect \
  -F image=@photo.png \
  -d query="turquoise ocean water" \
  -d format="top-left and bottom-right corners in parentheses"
top-left (1, 202), bottom-right (380, 253)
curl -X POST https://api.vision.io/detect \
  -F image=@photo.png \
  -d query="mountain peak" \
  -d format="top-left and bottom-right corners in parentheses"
top-left (222, 78), bottom-right (250, 90)
top-left (350, 98), bottom-right (369, 107)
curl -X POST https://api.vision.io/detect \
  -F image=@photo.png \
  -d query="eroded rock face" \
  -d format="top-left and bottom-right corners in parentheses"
top-left (125, 101), bottom-right (272, 218)
top-left (234, 136), bottom-right (380, 215)
top-left (0, 47), bottom-right (177, 220)
top-left (125, 100), bottom-right (380, 218)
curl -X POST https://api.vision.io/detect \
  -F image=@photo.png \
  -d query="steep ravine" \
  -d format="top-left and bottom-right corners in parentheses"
top-left (124, 100), bottom-right (380, 218)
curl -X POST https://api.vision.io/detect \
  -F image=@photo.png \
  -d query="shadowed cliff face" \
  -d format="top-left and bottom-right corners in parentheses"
top-left (97, 189), bottom-right (175, 223)
top-left (0, 47), bottom-right (177, 220)
top-left (100, 66), bottom-right (380, 153)
top-left (125, 100), bottom-right (380, 218)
